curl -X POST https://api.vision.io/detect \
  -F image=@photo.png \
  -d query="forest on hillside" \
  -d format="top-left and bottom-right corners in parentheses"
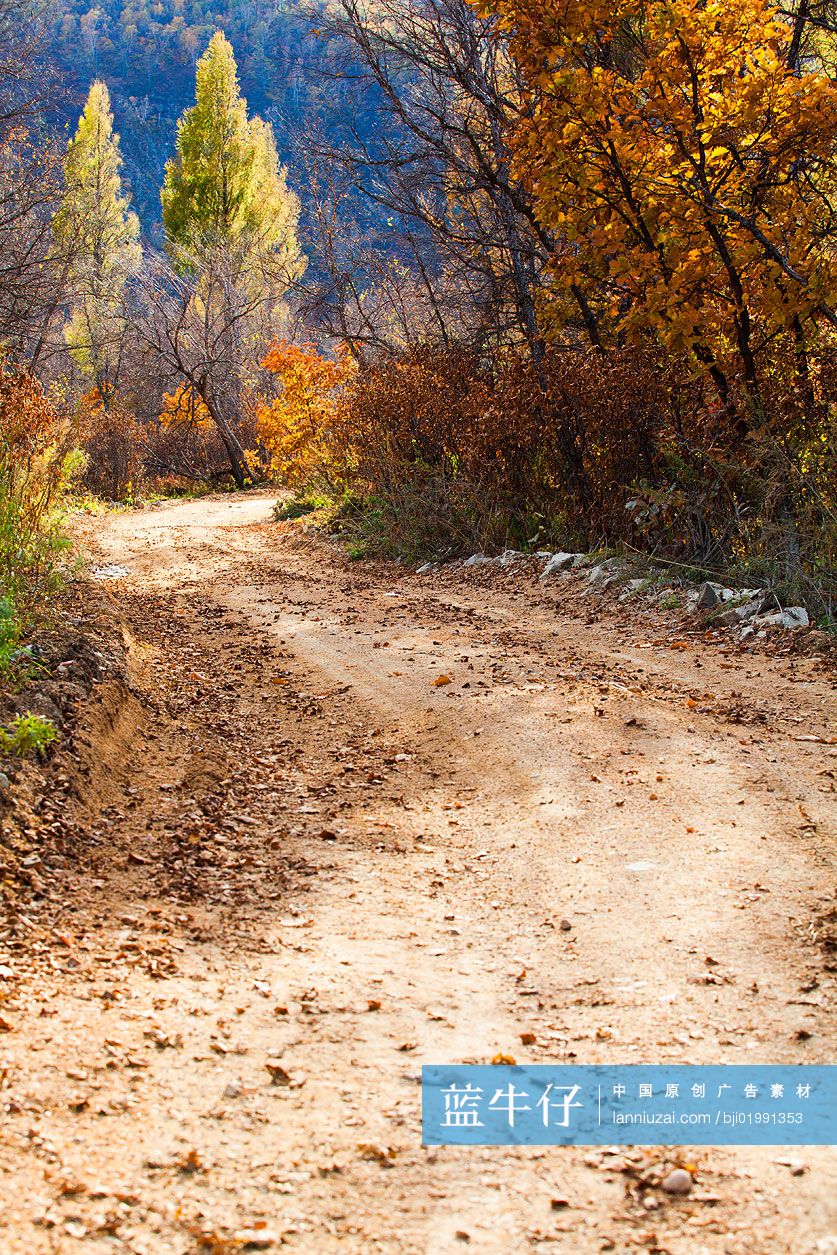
top-left (0, 0), bottom-right (835, 697)
top-left (48, 0), bottom-right (344, 226)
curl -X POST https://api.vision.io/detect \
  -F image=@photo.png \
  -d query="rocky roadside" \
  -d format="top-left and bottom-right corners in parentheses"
top-left (410, 545), bottom-right (834, 658)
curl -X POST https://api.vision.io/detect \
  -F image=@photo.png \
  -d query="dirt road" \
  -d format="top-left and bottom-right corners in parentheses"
top-left (0, 492), bottom-right (834, 1253)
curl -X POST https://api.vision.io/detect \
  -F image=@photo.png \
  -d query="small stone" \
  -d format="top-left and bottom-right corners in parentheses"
top-left (265, 1061), bottom-right (292, 1085)
top-left (463, 553), bottom-right (491, 567)
top-left (559, 919), bottom-right (573, 932)
top-left (775, 1156), bottom-right (808, 1176)
top-left (234, 1230), bottom-right (279, 1249)
top-left (661, 1168), bottom-right (693, 1194)
top-left (0, 772), bottom-right (10, 792)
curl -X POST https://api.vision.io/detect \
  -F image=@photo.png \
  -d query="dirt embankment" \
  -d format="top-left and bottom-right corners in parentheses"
top-left (0, 492), bottom-right (834, 1254)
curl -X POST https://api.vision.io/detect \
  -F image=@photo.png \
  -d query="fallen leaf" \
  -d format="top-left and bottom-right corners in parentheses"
top-left (265, 1061), bottom-right (292, 1085)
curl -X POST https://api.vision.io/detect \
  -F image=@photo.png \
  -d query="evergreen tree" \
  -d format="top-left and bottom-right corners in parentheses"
top-left (53, 81), bottom-right (141, 396)
top-left (161, 30), bottom-right (303, 282)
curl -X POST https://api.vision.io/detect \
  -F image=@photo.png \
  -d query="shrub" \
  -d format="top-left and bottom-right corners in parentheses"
top-left (0, 365), bottom-right (75, 638)
top-left (258, 339), bottom-right (835, 613)
top-left (258, 340), bottom-right (355, 490)
top-left (77, 388), bottom-right (145, 501)
top-left (146, 384), bottom-right (259, 488)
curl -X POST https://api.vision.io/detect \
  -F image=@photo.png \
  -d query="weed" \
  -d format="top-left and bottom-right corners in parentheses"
top-left (0, 712), bottom-right (59, 758)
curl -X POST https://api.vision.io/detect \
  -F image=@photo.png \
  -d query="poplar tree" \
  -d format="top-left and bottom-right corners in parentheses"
top-left (161, 31), bottom-right (302, 281)
top-left (154, 32), bottom-right (304, 487)
top-left (53, 81), bottom-right (141, 397)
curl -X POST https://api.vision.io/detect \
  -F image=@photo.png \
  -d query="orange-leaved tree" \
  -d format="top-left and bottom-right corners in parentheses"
top-left (258, 341), bottom-right (355, 489)
top-left (477, 0), bottom-right (837, 433)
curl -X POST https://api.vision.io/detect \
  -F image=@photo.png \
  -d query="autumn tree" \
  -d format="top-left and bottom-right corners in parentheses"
top-left (480, 0), bottom-right (837, 431)
top-left (53, 80), bottom-right (141, 398)
top-left (155, 31), bottom-right (304, 486)
top-left (302, 0), bottom-right (551, 361)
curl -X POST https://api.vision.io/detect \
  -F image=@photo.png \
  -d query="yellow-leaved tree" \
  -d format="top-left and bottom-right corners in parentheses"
top-left (478, 0), bottom-right (837, 432)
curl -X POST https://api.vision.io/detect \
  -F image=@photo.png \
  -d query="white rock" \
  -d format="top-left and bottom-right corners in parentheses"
top-left (661, 1168), bottom-right (693, 1194)
top-left (781, 606), bottom-right (809, 628)
top-left (587, 559), bottom-right (624, 587)
top-left (717, 599), bottom-right (761, 626)
top-left (619, 578), bottom-right (648, 601)
top-left (737, 599), bottom-right (762, 622)
top-left (753, 606), bottom-right (809, 630)
top-left (734, 587), bottom-right (762, 600)
top-left (416, 562), bottom-right (437, 574)
top-left (540, 552), bottom-right (578, 579)
top-left (463, 553), bottom-right (491, 567)
top-left (498, 549), bottom-right (524, 566)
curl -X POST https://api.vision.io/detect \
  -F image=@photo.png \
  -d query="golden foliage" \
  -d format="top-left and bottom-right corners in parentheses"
top-left (0, 367), bottom-right (74, 615)
top-left (159, 385), bottom-right (213, 432)
top-left (258, 341), bottom-right (355, 488)
top-left (480, 0), bottom-right (837, 409)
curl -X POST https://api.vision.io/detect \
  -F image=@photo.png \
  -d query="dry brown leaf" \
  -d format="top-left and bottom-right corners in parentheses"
top-left (265, 1061), bottom-right (291, 1085)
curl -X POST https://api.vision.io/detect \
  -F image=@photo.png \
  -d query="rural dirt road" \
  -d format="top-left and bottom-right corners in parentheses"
top-left (0, 491), bottom-right (834, 1254)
